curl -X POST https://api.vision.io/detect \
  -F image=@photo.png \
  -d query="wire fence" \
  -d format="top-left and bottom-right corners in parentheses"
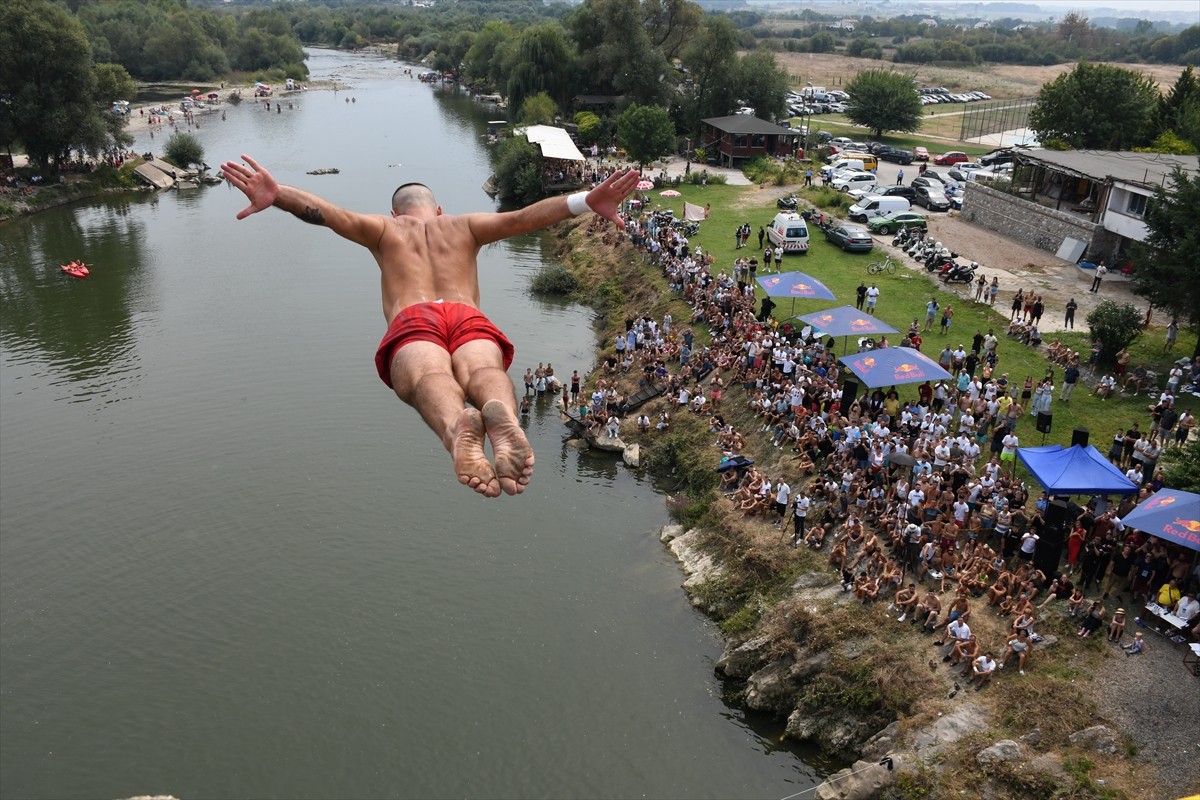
top-left (958, 97), bottom-right (1037, 142)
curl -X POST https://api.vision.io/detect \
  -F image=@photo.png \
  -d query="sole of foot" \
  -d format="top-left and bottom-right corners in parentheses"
top-left (482, 400), bottom-right (535, 496)
top-left (450, 408), bottom-right (499, 497)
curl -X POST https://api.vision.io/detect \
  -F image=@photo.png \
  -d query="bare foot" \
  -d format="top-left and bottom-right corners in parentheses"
top-left (481, 399), bottom-right (535, 496)
top-left (450, 408), bottom-right (499, 497)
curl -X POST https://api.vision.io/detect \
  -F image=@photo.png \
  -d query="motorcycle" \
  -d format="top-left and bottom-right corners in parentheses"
top-left (942, 260), bottom-right (978, 284)
top-left (892, 227), bottom-right (913, 248)
top-left (925, 245), bottom-right (953, 272)
top-left (777, 194), bottom-right (799, 210)
top-left (908, 236), bottom-right (933, 259)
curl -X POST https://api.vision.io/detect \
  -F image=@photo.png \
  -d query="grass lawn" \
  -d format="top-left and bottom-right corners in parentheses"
top-left (645, 181), bottom-right (1197, 468)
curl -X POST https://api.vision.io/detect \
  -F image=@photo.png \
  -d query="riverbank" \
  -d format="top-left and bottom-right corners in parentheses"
top-left (551, 211), bottom-right (1198, 800)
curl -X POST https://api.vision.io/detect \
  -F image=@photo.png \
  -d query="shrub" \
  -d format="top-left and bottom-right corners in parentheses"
top-left (530, 264), bottom-right (579, 295)
top-left (164, 131), bottom-right (205, 168)
top-left (1085, 300), bottom-right (1143, 362)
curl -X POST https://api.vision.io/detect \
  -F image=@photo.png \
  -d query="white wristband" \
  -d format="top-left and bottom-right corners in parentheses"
top-left (567, 191), bottom-right (592, 216)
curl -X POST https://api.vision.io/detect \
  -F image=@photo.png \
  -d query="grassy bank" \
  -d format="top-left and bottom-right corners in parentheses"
top-left (0, 163), bottom-right (144, 222)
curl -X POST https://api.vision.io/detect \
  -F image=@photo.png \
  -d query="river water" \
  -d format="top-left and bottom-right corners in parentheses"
top-left (0, 49), bottom-right (827, 799)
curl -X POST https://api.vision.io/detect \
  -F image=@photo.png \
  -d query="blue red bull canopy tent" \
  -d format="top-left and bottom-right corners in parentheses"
top-left (1118, 488), bottom-right (1200, 553)
top-left (756, 272), bottom-right (836, 316)
top-left (797, 306), bottom-right (899, 339)
top-left (1015, 444), bottom-right (1138, 497)
top-left (837, 347), bottom-right (952, 389)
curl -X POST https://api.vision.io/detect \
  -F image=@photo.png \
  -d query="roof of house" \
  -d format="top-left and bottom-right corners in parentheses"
top-left (516, 124), bottom-right (585, 162)
top-left (702, 116), bottom-right (797, 136)
top-left (1017, 148), bottom-right (1200, 190)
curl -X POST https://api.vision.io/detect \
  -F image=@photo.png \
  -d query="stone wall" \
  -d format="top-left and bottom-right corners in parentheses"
top-left (961, 182), bottom-right (1101, 260)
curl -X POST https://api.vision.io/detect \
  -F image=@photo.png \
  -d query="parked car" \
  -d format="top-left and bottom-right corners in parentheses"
top-left (823, 223), bottom-right (875, 252)
top-left (814, 130), bottom-right (833, 143)
top-left (934, 151), bottom-right (970, 165)
top-left (875, 185), bottom-right (917, 201)
top-left (913, 185), bottom-right (951, 211)
top-left (830, 137), bottom-right (854, 149)
top-left (979, 148), bottom-right (1016, 167)
top-left (879, 147), bottom-right (914, 164)
top-left (910, 176), bottom-right (945, 192)
top-left (913, 146), bottom-right (930, 161)
top-left (866, 212), bottom-right (928, 235)
top-left (831, 171), bottom-right (878, 193)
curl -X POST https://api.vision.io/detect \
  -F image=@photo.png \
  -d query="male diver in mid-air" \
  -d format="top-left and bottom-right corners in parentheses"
top-left (221, 154), bottom-right (638, 497)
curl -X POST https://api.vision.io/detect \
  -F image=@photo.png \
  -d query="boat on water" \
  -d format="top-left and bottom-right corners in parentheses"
top-left (60, 261), bottom-right (89, 278)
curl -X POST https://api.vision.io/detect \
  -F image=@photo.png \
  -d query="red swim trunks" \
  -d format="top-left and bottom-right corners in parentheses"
top-left (375, 302), bottom-right (514, 389)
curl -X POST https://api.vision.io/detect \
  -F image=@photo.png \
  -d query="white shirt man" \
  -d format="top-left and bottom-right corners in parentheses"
top-left (1002, 432), bottom-right (1019, 457)
top-left (1125, 464), bottom-right (1144, 484)
top-left (908, 486), bottom-right (925, 509)
top-left (1175, 595), bottom-right (1200, 622)
top-left (953, 499), bottom-right (970, 525)
top-left (947, 618), bottom-right (971, 645)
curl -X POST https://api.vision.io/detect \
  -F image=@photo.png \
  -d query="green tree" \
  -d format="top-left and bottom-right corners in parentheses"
top-left (569, 0), bottom-right (672, 107)
top-left (574, 111), bottom-right (604, 146)
top-left (463, 21), bottom-right (515, 89)
top-left (520, 92), bottom-right (558, 126)
top-left (616, 103), bottom-right (674, 169)
top-left (736, 50), bottom-right (788, 122)
top-left (164, 130), bottom-right (205, 168)
top-left (1130, 168), bottom-right (1200, 358)
top-left (494, 136), bottom-right (544, 205)
top-left (844, 68), bottom-right (923, 139)
top-left (94, 63), bottom-right (135, 104)
top-left (1029, 62), bottom-right (1159, 150)
top-left (1085, 300), bottom-right (1144, 363)
top-left (678, 14), bottom-right (739, 135)
top-left (0, 0), bottom-right (120, 170)
top-left (1159, 438), bottom-right (1200, 494)
top-left (505, 23), bottom-right (575, 120)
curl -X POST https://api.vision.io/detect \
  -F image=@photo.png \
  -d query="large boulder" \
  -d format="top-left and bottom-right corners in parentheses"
top-left (860, 721), bottom-right (901, 761)
top-left (667, 529), bottom-right (725, 591)
top-left (976, 739), bottom-right (1023, 765)
top-left (622, 443), bottom-right (640, 467)
top-left (715, 635), bottom-right (774, 679)
top-left (1069, 725), bottom-right (1119, 755)
top-left (784, 707), bottom-right (872, 757)
top-left (658, 524), bottom-right (685, 544)
top-left (813, 755), bottom-right (904, 800)
top-left (745, 658), bottom-right (800, 712)
top-left (789, 648), bottom-right (830, 681)
top-left (911, 704), bottom-right (990, 760)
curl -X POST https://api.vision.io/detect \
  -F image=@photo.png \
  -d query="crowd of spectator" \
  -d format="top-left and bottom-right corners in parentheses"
top-left (575, 198), bottom-right (1200, 680)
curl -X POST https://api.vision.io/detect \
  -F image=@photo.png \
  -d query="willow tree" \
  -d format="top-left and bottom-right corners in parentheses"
top-left (505, 23), bottom-right (576, 120)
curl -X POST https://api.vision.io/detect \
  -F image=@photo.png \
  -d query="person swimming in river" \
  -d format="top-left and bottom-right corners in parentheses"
top-left (220, 154), bottom-right (638, 497)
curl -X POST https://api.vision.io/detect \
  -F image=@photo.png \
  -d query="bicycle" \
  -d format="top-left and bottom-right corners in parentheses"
top-left (867, 255), bottom-right (897, 275)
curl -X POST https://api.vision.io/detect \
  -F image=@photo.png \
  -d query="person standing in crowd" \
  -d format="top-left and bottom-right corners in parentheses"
top-left (1165, 319), bottom-right (1178, 352)
top-left (866, 283), bottom-right (880, 315)
top-left (1090, 262), bottom-right (1107, 293)
top-left (1060, 362), bottom-right (1080, 402)
top-left (1064, 298), bottom-right (1078, 330)
top-left (856, 281), bottom-right (868, 311)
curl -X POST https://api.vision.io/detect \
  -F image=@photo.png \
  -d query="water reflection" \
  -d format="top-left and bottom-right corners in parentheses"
top-left (0, 198), bottom-right (153, 402)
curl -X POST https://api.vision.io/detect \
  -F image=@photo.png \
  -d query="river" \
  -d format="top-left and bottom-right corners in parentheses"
top-left (0, 49), bottom-right (827, 799)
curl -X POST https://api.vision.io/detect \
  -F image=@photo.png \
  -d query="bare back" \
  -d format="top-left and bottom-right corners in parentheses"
top-left (374, 214), bottom-right (483, 324)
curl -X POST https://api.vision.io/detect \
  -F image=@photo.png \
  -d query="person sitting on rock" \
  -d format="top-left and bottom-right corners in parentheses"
top-left (949, 633), bottom-right (980, 672)
top-left (915, 589), bottom-right (942, 631)
top-left (970, 651), bottom-right (997, 690)
top-left (893, 583), bottom-right (920, 622)
top-left (999, 628), bottom-right (1032, 674)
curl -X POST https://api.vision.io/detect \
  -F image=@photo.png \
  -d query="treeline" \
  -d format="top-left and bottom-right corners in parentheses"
top-left (757, 11), bottom-right (1200, 67)
top-left (72, 0), bottom-right (308, 81)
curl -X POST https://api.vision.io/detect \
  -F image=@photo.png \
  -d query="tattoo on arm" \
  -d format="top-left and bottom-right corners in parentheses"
top-left (298, 205), bottom-right (325, 225)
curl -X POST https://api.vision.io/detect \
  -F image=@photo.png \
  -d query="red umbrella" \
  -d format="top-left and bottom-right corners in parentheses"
top-left (636, 180), bottom-right (654, 190)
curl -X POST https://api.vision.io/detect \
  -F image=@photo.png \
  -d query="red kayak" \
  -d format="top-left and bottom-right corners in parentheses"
top-left (60, 261), bottom-right (90, 279)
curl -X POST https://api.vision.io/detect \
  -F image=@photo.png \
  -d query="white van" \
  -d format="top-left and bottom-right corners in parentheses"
top-left (766, 212), bottom-right (810, 254)
top-left (831, 171), bottom-right (878, 193)
top-left (847, 195), bottom-right (911, 223)
top-left (820, 158), bottom-right (865, 179)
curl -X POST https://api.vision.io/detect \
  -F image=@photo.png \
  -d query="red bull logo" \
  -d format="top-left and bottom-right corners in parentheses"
top-left (861, 357), bottom-right (876, 369)
top-left (1142, 495), bottom-right (1176, 510)
top-left (1175, 518), bottom-right (1200, 533)
top-left (817, 314), bottom-right (834, 325)
top-left (850, 318), bottom-right (874, 330)
top-left (765, 277), bottom-right (782, 288)
top-left (1164, 517), bottom-right (1200, 546)
top-left (894, 363), bottom-right (925, 380)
